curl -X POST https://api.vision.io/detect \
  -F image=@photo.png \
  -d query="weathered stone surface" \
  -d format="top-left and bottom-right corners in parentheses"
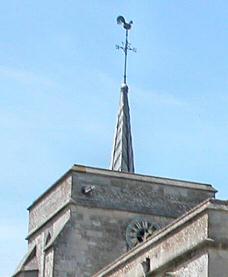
top-left (44, 249), bottom-right (54, 277)
top-left (94, 199), bottom-right (228, 277)
top-left (53, 205), bottom-right (171, 277)
top-left (28, 175), bottom-right (72, 233)
top-left (167, 253), bottom-right (208, 277)
top-left (72, 169), bottom-right (215, 218)
top-left (208, 248), bottom-right (228, 277)
top-left (13, 165), bottom-right (217, 277)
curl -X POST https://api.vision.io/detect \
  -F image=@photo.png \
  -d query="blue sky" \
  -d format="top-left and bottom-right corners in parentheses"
top-left (1, 1), bottom-right (228, 276)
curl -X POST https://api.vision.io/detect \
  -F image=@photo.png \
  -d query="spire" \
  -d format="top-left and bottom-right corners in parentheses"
top-left (111, 83), bottom-right (134, 173)
top-left (111, 16), bottom-right (135, 173)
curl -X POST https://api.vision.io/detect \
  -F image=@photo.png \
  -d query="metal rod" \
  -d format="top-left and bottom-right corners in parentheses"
top-left (124, 29), bottom-right (128, 84)
top-left (116, 16), bottom-right (135, 85)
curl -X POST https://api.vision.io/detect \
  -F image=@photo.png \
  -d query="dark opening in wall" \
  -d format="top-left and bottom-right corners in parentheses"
top-left (45, 232), bottom-right (51, 246)
top-left (142, 257), bottom-right (150, 273)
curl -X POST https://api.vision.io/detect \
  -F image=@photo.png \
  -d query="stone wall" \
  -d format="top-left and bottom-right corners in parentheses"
top-left (208, 206), bottom-right (228, 277)
top-left (50, 168), bottom-right (215, 277)
top-left (209, 249), bottom-right (228, 277)
top-left (53, 205), bottom-right (171, 277)
top-left (96, 212), bottom-right (209, 277)
top-left (27, 208), bottom-right (71, 277)
top-left (72, 171), bottom-right (215, 218)
top-left (28, 176), bottom-right (72, 233)
top-left (165, 253), bottom-right (208, 277)
top-left (44, 249), bottom-right (54, 277)
top-left (20, 166), bottom-right (216, 277)
top-left (94, 200), bottom-right (228, 277)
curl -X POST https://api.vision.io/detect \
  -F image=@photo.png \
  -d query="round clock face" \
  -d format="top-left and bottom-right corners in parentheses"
top-left (126, 218), bottom-right (158, 249)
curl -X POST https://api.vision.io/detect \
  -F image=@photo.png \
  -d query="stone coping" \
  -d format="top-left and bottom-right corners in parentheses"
top-left (27, 164), bottom-right (216, 210)
top-left (12, 244), bottom-right (37, 276)
top-left (72, 164), bottom-right (216, 191)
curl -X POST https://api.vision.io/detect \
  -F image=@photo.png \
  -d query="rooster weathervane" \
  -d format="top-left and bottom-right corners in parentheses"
top-left (116, 16), bottom-right (136, 84)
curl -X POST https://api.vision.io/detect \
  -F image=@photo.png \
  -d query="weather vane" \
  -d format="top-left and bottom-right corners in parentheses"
top-left (116, 16), bottom-right (136, 84)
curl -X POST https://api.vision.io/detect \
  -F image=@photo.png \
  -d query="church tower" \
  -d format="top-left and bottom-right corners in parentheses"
top-left (13, 16), bottom-right (216, 277)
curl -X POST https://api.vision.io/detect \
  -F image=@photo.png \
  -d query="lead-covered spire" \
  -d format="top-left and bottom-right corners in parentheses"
top-left (111, 83), bottom-right (134, 173)
top-left (111, 16), bottom-right (135, 173)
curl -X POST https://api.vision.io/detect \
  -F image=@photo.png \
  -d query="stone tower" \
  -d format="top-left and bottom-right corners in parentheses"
top-left (13, 165), bottom-right (216, 277)
top-left (13, 16), bottom-right (217, 277)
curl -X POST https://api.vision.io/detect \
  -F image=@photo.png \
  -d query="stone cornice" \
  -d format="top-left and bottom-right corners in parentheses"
top-left (27, 164), bottom-right (216, 212)
top-left (72, 164), bottom-right (216, 192)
